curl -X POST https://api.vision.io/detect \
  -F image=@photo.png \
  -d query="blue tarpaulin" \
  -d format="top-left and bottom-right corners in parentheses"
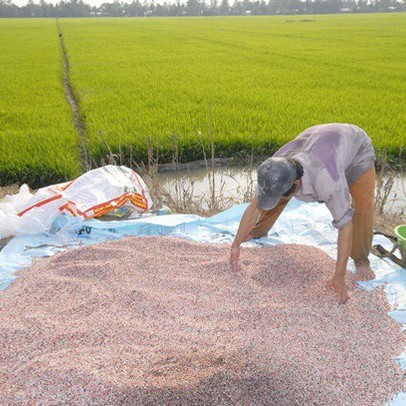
top-left (0, 199), bottom-right (405, 405)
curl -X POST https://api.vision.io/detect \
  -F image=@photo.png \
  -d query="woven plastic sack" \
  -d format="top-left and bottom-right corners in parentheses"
top-left (0, 166), bottom-right (152, 238)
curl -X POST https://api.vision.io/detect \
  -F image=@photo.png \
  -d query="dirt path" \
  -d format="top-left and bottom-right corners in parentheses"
top-left (56, 18), bottom-right (89, 172)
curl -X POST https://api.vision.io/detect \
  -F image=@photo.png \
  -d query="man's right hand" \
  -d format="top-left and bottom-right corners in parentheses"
top-left (229, 246), bottom-right (241, 272)
top-left (325, 275), bottom-right (349, 304)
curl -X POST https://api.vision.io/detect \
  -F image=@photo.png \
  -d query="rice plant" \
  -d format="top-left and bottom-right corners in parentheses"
top-left (1, 15), bottom-right (405, 187)
top-left (0, 19), bottom-right (80, 187)
top-left (60, 14), bottom-right (406, 165)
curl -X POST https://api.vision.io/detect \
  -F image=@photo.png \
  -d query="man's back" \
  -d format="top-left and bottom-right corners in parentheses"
top-left (274, 123), bottom-right (375, 186)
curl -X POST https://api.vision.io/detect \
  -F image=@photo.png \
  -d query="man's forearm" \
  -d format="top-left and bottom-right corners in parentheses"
top-left (336, 221), bottom-right (353, 276)
top-left (232, 198), bottom-right (260, 248)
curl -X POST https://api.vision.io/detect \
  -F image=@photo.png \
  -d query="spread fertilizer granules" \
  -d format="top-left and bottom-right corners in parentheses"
top-left (0, 236), bottom-right (404, 405)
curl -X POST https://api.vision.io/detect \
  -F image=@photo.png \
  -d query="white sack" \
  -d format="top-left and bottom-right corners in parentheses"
top-left (0, 166), bottom-right (152, 239)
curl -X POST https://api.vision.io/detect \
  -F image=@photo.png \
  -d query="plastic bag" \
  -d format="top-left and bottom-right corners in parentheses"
top-left (0, 166), bottom-right (152, 239)
top-left (0, 184), bottom-right (47, 238)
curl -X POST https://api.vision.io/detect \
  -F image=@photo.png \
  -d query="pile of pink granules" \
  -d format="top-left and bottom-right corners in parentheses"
top-left (0, 236), bottom-right (404, 405)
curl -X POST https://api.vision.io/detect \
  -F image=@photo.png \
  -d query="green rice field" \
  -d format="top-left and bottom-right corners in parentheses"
top-left (0, 19), bottom-right (80, 186)
top-left (1, 14), bottom-right (406, 186)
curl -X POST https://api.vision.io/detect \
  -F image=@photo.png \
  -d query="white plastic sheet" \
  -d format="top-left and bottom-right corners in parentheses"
top-left (0, 184), bottom-right (50, 238)
top-left (0, 199), bottom-right (405, 404)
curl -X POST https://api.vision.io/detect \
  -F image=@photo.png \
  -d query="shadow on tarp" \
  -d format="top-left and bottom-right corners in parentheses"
top-left (0, 200), bottom-right (405, 405)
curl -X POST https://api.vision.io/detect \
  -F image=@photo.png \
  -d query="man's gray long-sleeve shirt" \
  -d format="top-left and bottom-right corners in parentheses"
top-left (274, 123), bottom-right (375, 229)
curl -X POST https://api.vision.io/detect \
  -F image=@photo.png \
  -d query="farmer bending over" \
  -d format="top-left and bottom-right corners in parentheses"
top-left (230, 123), bottom-right (376, 304)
